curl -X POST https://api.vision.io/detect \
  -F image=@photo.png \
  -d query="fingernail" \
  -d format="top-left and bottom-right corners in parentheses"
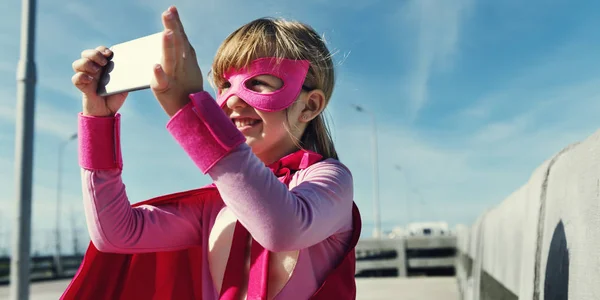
top-left (85, 74), bottom-right (94, 81)
top-left (165, 10), bottom-right (173, 19)
top-left (104, 48), bottom-right (111, 54)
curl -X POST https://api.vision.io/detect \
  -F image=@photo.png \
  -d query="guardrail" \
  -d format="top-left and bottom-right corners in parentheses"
top-left (355, 238), bottom-right (406, 277)
top-left (1, 234), bottom-right (457, 285)
top-left (0, 255), bottom-right (83, 285)
top-left (355, 235), bottom-right (457, 278)
top-left (405, 235), bottom-right (456, 276)
top-left (0, 236), bottom-right (456, 285)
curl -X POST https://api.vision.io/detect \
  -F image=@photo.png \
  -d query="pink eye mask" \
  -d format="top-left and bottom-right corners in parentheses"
top-left (216, 57), bottom-right (310, 112)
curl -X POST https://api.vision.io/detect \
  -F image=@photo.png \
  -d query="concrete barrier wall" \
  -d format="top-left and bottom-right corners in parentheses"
top-left (455, 224), bottom-right (470, 255)
top-left (467, 214), bottom-right (484, 260)
top-left (478, 156), bottom-right (556, 298)
top-left (356, 235), bottom-right (457, 278)
top-left (455, 128), bottom-right (600, 300)
top-left (516, 157), bottom-right (559, 300)
top-left (355, 238), bottom-right (406, 277)
top-left (537, 132), bottom-right (600, 299)
top-left (465, 211), bottom-right (489, 300)
top-left (480, 184), bottom-right (527, 294)
top-left (454, 224), bottom-right (470, 299)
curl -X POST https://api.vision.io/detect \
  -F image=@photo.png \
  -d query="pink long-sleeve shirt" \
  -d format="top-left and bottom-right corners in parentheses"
top-left (78, 93), bottom-right (355, 299)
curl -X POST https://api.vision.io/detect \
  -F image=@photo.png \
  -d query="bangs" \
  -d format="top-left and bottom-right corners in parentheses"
top-left (211, 18), bottom-right (308, 88)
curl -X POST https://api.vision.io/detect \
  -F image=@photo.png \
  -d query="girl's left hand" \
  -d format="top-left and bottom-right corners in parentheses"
top-left (151, 6), bottom-right (204, 117)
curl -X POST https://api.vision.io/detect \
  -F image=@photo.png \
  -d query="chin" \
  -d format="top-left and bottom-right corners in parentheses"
top-left (244, 137), bottom-right (261, 149)
top-left (246, 137), bottom-right (272, 156)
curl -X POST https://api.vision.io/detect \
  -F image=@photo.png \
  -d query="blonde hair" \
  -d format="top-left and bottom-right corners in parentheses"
top-left (209, 17), bottom-right (339, 160)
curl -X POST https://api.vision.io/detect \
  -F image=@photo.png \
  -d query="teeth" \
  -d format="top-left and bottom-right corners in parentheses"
top-left (234, 119), bottom-right (259, 128)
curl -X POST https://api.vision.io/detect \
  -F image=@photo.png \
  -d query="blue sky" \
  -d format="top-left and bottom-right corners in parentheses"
top-left (1, 0), bottom-right (600, 254)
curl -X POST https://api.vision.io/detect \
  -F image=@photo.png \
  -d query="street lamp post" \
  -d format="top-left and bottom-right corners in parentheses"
top-left (411, 187), bottom-right (427, 222)
top-left (394, 165), bottom-right (412, 225)
top-left (11, 0), bottom-right (38, 298)
top-left (70, 206), bottom-right (79, 255)
top-left (55, 133), bottom-right (77, 277)
top-left (352, 104), bottom-right (381, 239)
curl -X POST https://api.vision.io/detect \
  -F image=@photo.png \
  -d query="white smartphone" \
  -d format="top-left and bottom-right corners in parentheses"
top-left (97, 32), bottom-right (164, 97)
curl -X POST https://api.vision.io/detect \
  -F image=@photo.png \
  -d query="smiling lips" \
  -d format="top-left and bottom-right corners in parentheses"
top-left (232, 117), bottom-right (262, 132)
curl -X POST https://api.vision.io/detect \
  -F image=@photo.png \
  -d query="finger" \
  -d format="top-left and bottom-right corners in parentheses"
top-left (171, 25), bottom-right (185, 61)
top-left (150, 64), bottom-right (170, 92)
top-left (72, 72), bottom-right (95, 92)
top-left (72, 57), bottom-right (102, 75)
top-left (161, 14), bottom-right (184, 61)
top-left (161, 30), bottom-right (176, 75)
top-left (162, 6), bottom-right (190, 53)
top-left (162, 6), bottom-right (185, 34)
top-left (80, 49), bottom-right (109, 67)
top-left (95, 46), bottom-right (113, 60)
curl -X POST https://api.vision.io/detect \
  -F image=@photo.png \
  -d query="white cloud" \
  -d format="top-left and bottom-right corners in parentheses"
top-left (0, 94), bottom-right (78, 140)
top-left (0, 83), bottom-right (17, 128)
top-left (0, 61), bottom-right (15, 74)
top-left (63, 2), bottom-right (139, 38)
top-left (0, 103), bottom-right (15, 123)
top-left (471, 115), bottom-right (531, 144)
top-left (0, 1), bottom-right (20, 50)
top-left (396, 0), bottom-right (475, 121)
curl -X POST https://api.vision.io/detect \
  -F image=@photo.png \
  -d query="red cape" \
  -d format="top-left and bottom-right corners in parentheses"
top-left (60, 185), bottom-right (361, 299)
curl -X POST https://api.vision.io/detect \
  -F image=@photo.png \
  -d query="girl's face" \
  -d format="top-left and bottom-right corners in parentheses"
top-left (221, 74), bottom-right (311, 165)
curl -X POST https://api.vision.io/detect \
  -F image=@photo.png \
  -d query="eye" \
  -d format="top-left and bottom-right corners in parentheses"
top-left (245, 78), bottom-right (276, 93)
top-left (246, 75), bottom-right (283, 92)
top-left (250, 79), bottom-right (267, 86)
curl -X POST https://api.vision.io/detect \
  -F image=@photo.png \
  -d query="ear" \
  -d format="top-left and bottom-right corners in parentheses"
top-left (298, 89), bottom-right (326, 123)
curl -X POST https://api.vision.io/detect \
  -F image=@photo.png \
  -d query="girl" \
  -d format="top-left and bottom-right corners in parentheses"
top-left (63, 5), bottom-right (361, 300)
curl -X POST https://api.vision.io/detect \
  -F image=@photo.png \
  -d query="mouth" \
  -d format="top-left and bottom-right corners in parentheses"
top-left (231, 117), bottom-right (262, 132)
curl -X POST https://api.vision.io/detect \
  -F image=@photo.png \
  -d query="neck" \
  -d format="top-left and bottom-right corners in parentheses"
top-left (255, 142), bottom-right (301, 166)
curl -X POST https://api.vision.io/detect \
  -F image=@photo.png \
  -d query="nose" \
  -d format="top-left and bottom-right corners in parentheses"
top-left (226, 95), bottom-right (249, 110)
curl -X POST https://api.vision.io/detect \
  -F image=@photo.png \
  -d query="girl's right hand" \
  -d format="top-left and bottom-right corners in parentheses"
top-left (72, 46), bottom-right (128, 117)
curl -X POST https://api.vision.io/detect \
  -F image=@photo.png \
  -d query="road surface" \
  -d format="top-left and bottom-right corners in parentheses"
top-left (357, 277), bottom-right (460, 300)
top-left (0, 277), bottom-right (460, 299)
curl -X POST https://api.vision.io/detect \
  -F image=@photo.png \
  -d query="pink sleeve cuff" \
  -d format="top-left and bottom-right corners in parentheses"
top-left (78, 113), bottom-right (123, 170)
top-left (166, 91), bottom-right (246, 174)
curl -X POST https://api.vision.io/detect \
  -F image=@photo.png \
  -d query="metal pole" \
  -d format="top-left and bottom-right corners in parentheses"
top-left (395, 165), bottom-right (412, 225)
top-left (55, 133), bottom-right (77, 276)
top-left (412, 189), bottom-right (426, 221)
top-left (70, 206), bottom-right (78, 255)
top-left (370, 113), bottom-right (381, 239)
top-left (54, 142), bottom-right (64, 277)
top-left (11, 0), bottom-right (37, 298)
top-left (0, 212), bottom-right (5, 256)
top-left (352, 105), bottom-right (381, 239)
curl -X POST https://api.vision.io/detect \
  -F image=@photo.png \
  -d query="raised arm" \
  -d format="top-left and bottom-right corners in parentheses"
top-left (166, 91), bottom-right (354, 252)
top-left (79, 113), bottom-right (204, 253)
top-left (210, 147), bottom-right (354, 252)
